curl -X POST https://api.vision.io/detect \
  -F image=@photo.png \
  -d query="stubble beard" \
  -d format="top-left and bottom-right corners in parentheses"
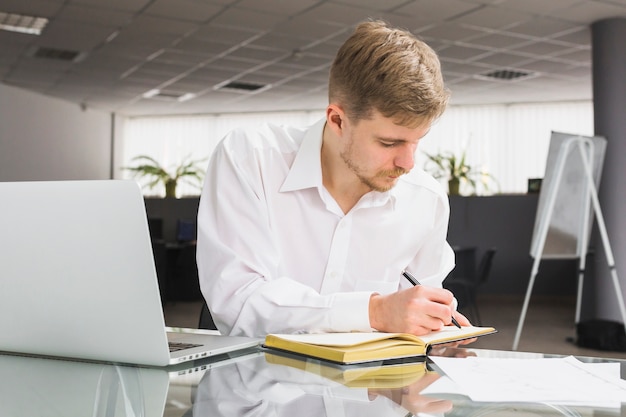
top-left (340, 141), bottom-right (408, 193)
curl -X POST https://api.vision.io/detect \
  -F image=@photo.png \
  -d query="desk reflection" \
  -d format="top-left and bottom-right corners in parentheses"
top-left (2, 346), bottom-right (624, 417)
top-left (0, 354), bottom-right (168, 416)
top-left (192, 352), bottom-right (452, 417)
top-left (190, 347), bottom-right (624, 417)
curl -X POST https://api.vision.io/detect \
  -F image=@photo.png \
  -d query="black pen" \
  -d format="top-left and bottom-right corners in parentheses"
top-left (402, 269), bottom-right (462, 329)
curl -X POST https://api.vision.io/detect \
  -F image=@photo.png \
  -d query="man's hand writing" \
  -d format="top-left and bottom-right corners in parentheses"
top-left (369, 286), bottom-right (460, 335)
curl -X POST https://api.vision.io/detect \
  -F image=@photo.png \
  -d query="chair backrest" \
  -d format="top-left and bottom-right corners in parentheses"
top-left (476, 248), bottom-right (497, 285)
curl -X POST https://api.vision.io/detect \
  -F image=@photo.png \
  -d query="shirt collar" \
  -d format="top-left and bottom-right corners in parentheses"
top-left (280, 118), bottom-right (397, 210)
top-left (280, 119), bottom-right (326, 192)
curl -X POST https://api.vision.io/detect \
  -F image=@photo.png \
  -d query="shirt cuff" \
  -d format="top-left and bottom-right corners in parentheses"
top-left (328, 291), bottom-right (375, 332)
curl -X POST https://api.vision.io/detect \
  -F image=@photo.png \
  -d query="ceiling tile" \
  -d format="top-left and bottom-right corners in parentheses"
top-left (234, 0), bottom-right (320, 16)
top-left (438, 44), bottom-right (492, 61)
top-left (512, 40), bottom-right (579, 57)
top-left (0, 0), bottom-right (64, 17)
top-left (143, 0), bottom-right (223, 22)
top-left (471, 52), bottom-right (529, 67)
top-left (551, 27), bottom-right (590, 44)
top-left (395, 0), bottom-right (481, 21)
top-left (554, 48), bottom-right (591, 62)
top-left (226, 45), bottom-right (288, 62)
top-left (152, 49), bottom-right (211, 67)
top-left (451, 5), bottom-right (534, 29)
top-left (555, 1), bottom-right (626, 23)
top-left (417, 22), bottom-right (488, 42)
top-left (466, 33), bottom-right (533, 49)
top-left (519, 58), bottom-right (579, 73)
top-left (296, 2), bottom-right (377, 26)
top-left (496, 0), bottom-right (587, 15)
top-left (210, 7), bottom-right (285, 30)
top-left (275, 14), bottom-right (349, 38)
top-left (505, 17), bottom-right (585, 38)
top-left (34, 20), bottom-right (117, 51)
top-left (191, 23), bottom-right (262, 44)
top-left (70, 0), bottom-right (152, 13)
top-left (174, 37), bottom-right (234, 56)
top-left (0, 0), bottom-right (620, 115)
top-left (335, 0), bottom-right (410, 12)
top-left (58, 4), bottom-right (133, 26)
top-left (249, 32), bottom-right (317, 51)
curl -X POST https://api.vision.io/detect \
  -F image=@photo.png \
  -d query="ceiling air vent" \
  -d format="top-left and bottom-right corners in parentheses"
top-left (152, 91), bottom-right (183, 100)
top-left (478, 69), bottom-right (536, 82)
top-left (32, 46), bottom-right (82, 62)
top-left (216, 80), bottom-right (266, 93)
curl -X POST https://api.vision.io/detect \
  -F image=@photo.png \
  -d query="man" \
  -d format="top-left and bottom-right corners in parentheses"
top-left (197, 20), bottom-right (469, 337)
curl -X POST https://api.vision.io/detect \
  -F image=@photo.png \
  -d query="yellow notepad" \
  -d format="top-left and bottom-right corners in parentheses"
top-left (264, 351), bottom-right (428, 388)
top-left (264, 325), bottom-right (496, 364)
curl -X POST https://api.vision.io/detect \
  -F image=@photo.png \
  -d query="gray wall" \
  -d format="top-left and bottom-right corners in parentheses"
top-left (0, 84), bottom-right (113, 181)
top-left (448, 195), bottom-right (579, 296)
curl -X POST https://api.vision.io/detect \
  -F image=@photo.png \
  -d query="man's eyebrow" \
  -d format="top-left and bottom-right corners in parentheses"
top-left (375, 128), bottom-right (431, 143)
top-left (376, 136), bottom-right (408, 143)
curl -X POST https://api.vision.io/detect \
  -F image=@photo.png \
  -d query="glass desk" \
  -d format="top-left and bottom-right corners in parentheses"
top-left (1, 345), bottom-right (624, 416)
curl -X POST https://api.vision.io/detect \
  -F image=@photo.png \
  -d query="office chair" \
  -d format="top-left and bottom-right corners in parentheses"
top-left (445, 247), bottom-right (497, 325)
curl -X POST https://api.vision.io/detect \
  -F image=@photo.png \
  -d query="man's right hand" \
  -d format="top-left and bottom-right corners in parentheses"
top-left (368, 286), bottom-right (460, 335)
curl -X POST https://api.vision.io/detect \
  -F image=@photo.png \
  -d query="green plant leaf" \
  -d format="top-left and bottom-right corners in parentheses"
top-left (123, 154), bottom-right (208, 195)
top-left (423, 149), bottom-right (499, 195)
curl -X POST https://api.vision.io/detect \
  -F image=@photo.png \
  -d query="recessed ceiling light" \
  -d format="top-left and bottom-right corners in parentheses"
top-left (0, 11), bottom-right (48, 35)
top-left (177, 93), bottom-right (196, 102)
top-left (142, 89), bottom-right (194, 101)
top-left (142, 89), bottom-right (161, 98)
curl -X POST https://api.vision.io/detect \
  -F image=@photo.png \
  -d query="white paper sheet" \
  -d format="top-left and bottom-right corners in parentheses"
top-left (430, 355), bottom-right (626, 407)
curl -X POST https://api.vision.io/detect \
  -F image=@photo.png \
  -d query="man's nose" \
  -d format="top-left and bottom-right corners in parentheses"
top-left (395, 147), bottom-right (416, 171)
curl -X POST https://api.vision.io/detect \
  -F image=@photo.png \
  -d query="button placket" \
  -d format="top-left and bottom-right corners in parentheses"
top-left (320, 215), bottom-right (352, 295)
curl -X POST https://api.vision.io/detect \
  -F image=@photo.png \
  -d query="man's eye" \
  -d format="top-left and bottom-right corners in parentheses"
top-left (380, 142), bottom-right (396, 148)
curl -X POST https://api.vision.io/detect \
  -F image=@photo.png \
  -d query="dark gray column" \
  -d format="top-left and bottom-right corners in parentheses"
top-left (590, 18), bottom-right (626, 322)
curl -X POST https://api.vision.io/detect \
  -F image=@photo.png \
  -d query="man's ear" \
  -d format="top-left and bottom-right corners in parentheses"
top-left (326, 104), bottom-right (345, 135)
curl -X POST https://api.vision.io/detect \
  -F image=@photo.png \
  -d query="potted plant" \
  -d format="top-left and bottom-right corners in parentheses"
top-left (423, 149), bottom-right (497, 195)
top-left (123, 155), bottom-right (207, 198)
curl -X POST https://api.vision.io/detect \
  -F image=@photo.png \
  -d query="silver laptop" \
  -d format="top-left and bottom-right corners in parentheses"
top-left (0, 180), bottom-right (259, 366)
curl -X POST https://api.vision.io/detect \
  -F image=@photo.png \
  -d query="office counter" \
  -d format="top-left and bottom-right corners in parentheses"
top-left (2, 345), bottom-right (624, 416)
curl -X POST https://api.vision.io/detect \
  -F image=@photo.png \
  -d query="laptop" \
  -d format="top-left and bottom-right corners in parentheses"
top-left (0, 179), bottom-right (260, 367)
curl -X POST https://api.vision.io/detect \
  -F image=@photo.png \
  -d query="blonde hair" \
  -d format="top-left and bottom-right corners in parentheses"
top-left (329, 20), bottom-right (449, 127)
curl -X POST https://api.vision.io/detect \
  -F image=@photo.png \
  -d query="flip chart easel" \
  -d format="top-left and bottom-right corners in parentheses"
top-left (512, 132), bottom-right (626, 350)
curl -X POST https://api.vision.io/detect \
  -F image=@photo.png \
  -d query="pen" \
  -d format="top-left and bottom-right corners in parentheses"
top-left (402, 269), bottom-right (462, 329)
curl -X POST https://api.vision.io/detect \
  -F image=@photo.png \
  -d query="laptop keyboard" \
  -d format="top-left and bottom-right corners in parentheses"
top-left (169, 342), bottom-right (202, 352)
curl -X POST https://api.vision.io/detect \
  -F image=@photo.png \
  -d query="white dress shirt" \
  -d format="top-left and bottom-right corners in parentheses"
top-left (196, 119), bottom-right (455, 337)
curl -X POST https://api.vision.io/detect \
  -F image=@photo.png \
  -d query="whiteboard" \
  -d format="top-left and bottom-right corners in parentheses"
top-left (529, 132), bottom-right (607, 259)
